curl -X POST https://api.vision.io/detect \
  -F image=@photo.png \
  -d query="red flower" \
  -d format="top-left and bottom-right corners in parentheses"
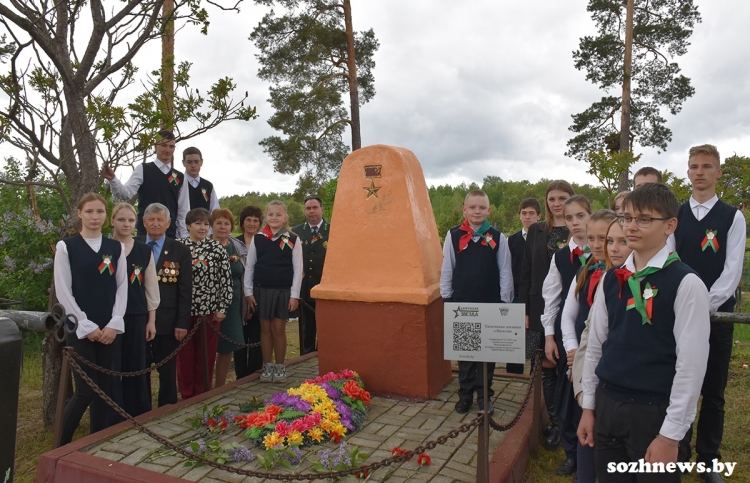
top-left (330, 433), bottom-right (342, 443)
top-left (219, 418), bottom-right (228, 428)
top-left (206, 418), bottom-right (217, 427)
top-left (265, 404), bottom-right (284, 416)
top-left (275, 421), bottom-right (290, 437)
top-left (341, 369), bottom-right (355, 379)
top-left (391, 447), bottom-right (411, 461)
top-left (343, 380), bottom-right (371, 406)
top-left (355, 470), bottom-right (370, 479)
top-left (233, 415), bottom-right (246, 424)
top-left (417, 453), bottom-right (432, 466)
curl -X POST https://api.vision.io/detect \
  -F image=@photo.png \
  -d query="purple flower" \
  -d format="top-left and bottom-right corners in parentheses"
top-left (187, 439), bottom-right (208, 454)
top-left (335, 400), bottom-right (352, 420)
top-left (320, 382), bottom-right (339, 399)
top-left (266, 393), bottom-right (311, 413)
top-left (341, 417), bottom-right (354, 431)
top-left (317, 448), bottom-right (333, 470)
top-left (227, 445), bottom-right (254, 462)
top-left (284, 447), bottom-right (303, 465)
top-left (221, 409), bottom-right (235, 421)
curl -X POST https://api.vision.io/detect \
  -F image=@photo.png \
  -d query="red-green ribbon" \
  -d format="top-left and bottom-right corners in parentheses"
top-left (193, 255), bottom-right (207, 267)
top-left (129, 265), bottom-right (143, 284)
top-left (701, 229), bottom-right (720, 253)
top-left (279, 235), bottom-right (294, 250)
top-left (201, 188), bottom-right (209, 202)
top-left (623, 252), bottom-right (680, 325)
top-left (98, 255), bottom-right (114, 275)
top-left (168, 172), bottom-right (180, 185)
top-left (482, 232), bottom-right (497, 249)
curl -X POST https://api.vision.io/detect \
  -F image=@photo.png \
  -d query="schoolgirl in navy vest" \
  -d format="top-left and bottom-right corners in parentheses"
top-left (559, 209), bottom-right (617, 483)
top-left (53, 193), bottom-right (128, 445)
top-left (540, 195), bottom-right (591, 472)
top-left (518, 180), bottom-right (574, 447)
top-left (439, 190), bottom-right (514, 415)
top-left (108, 203), bottom-right (159, 419)
top-left (243, 201), bottom-right (302, 384)
top-left (578, 184), bottom-right (710, 482)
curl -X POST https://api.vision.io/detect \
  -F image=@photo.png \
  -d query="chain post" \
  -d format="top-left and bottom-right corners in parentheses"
top-left (200, 317), bottom-right (210, 393)
top-left (530, 351), bottom-right (542, 454)
top-left (52, 348), bottom-right (71, 449)
top-left (475, 361), bottom-right (490, 483)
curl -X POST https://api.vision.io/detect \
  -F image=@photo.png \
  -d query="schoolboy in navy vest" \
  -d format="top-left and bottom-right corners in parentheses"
top-left (506, 197), bottom-right (542, 375)
top-left (176, 146), bottom-right (220, 238)
top-left (672, 144), bottom-right (745, 483)
top-left (440, 190), bottom-right (514, 415)
top-left (578, 184), bottom-right (710, 483)
top-left (103, 130), bottom-right (189, 239)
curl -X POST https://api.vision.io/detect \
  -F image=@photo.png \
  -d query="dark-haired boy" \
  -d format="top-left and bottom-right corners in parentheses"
top-left (578, 184), bottom-right (710, 482)
top-left (103, 130), bottom-right (189, 238)
top-left (633, 166), bottom-right (663, 189)
top-left (506, 197), bottom-right (541, 375)
top-left (176, 147), bottom-right (220, 237)
top-left (673, 144), bottom-right (745, 483)
top-left (440, 190), bottom-right (514, 414)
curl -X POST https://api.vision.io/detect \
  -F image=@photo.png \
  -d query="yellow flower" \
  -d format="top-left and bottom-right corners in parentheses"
top-left (331, 422), bottom-right (347, 435)
top-left (325, 410), bottom-right (340, 422)
top-left (319, 419), bottom-right (334, 432)
top-left (263, 432), bottom-right (285, 449)
top-left (301, 394), bottom-right (316, 403)
top-left (308, 427), bottom-right (324, 442)
top-left (287, 431), bottom-right (303, 444)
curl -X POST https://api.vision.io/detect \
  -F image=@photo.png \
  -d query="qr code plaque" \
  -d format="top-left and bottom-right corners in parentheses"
top-left (453, 322), bottom-right (481, 351)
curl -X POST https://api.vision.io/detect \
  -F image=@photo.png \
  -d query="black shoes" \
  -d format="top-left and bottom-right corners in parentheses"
top-left (455, 399), bottom-right (472, 414)
top-left (701, 473), bottom-right (726, 483)
top-left (556, 457), bottom-right (577, 476)
top-left (478, 399), bottom-right (494, 415)
top-left (544, 423), bottom-right (562, 450)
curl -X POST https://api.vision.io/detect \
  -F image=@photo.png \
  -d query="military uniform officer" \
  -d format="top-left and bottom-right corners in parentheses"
top-left (292, 197), bottom-right (330, 355)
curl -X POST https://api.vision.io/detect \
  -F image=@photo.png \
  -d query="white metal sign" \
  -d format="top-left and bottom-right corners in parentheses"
top-left (443, 303), bottom-right (525, 364)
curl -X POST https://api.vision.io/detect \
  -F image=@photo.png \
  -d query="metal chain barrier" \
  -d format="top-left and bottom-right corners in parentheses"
top-left (204, 316), bottom-right (261, 349)
top-left (300, 298), bottom-right (316, 313)
top-left (488, 350), bottom-right (542, 432)
top-left (67, 316), bottom-right (205, 377)
top-left (62, 347), bottom-right (486, 480)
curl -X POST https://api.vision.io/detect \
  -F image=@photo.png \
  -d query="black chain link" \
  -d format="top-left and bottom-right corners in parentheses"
top-left (68, 316), bottom-right (205, 377)
top-left (204, 315), bottom-right (261, 349)
top-left (488, 351), bottom-right (542, 432)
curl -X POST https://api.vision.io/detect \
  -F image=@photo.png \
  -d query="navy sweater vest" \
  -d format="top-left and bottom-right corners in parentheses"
top-left (596, 261), bottom-right (695, 405)
top-left (188, 178), bottom-right (213, 211)
top-left (138, 163), bottom-right (183, 238)
top-left (552, 246), bottom-right (582, 332)
top-left (126, 241), bottom-right (152, 316)
top-left (675, 200), bottom-right (736, 308)
top-left (450, 226), bottom-right (503, 303)
top-left (508, 230), bottom-right (525, 297)
top-left (253, 232), bottom-right (298, 289)
top-left (63, 235), bottom-right (122, 328)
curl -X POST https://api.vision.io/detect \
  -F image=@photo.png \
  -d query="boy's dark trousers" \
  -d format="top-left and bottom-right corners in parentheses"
top-left (680, 300), bottom-right (735, 464)
top-left (594, 388), bottom-right (688, 483)
top-left (457, 361), bottom-right (495, 402)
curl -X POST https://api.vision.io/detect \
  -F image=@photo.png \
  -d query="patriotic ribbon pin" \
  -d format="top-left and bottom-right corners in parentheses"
top-left (193, 254), bottom-right (207, 267)
top-left (201, 188), bottom-right (209, 202)
top-left (130, 265), bottom-right (143, 284)
top-left (98, 255), bottom-right (114, 275)
top-left (168, 171), bottom-right (180, 185)
top-left (279, 235), bottom-right (294, 250)
top-left (482, 232), bottom-right (497, 249)
top-left (701, 229), bottom-right (719, 253)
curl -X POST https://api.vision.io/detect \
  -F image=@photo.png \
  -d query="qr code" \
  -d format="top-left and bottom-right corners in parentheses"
top-left (453, 322), bottom-right (481, 351)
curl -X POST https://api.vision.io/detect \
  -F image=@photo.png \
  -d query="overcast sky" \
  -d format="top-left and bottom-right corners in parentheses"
top-left (5, 1), bottom-right (750, 197)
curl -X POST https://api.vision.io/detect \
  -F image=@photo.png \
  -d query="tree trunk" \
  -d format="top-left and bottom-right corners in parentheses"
top-left (343, 0), bottom-right (361, 151)
top-left (618, 0), bottom-right (635, 191)
top-left (161, 0), bottom-right (175, 132)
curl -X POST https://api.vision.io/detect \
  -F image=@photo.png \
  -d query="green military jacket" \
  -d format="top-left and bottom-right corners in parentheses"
top-left (291, 220), bottom-right (330, 301)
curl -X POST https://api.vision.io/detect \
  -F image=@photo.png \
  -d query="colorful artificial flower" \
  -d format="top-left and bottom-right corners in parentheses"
top-left (417, 453), bottom-right (432, 466)
top-left (263, 432), bottom-right (284, 449)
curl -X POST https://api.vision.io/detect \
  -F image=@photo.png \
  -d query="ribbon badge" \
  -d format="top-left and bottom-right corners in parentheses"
top-left (168, 171), bottom-right (180, 185)
top-left (311, 231), bottom-right (323, 244)
top-left (701, 229), bottom-right (720, 253)
top-left (201, 188), bottom-right (209, 202)
top-left (557, 241), bottom-right (566, 249)
top-left (98, 255), bottom-right (114, 275)
top-left (627, 282), bottom-right (658, 325)
top-left (229, 254), bottom-right (241, 263)
top-left (130, 265), bottom-right (143, 284)
top-left (193, 254), bottom-right (207, 267)
top-left (279, 235), bottom-right (294, 250)
top-left (481, 232), bottom-right (497, 249)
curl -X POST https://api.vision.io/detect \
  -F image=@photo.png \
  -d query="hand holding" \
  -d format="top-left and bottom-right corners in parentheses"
top-left (98, 327), bottom-right (118, 345)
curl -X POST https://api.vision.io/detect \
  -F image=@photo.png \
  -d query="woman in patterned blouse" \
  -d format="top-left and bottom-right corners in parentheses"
top-left (176, 207), bottom-right (232, 399)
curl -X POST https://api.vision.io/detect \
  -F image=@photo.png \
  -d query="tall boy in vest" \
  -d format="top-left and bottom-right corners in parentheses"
top-left (103, 129), bottom-right (188, 238)
top-left (176, 146), bottom-right (220, 237)
top-left (440, 190), bottom-right (514, 414)
top-left (673, 145), bottom-right (744, 483)
top-left (578, 184), bottom-right (710, 482)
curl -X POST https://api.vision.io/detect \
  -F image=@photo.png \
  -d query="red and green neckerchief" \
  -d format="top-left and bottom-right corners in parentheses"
top-left (586, 261), bottom-right (605, 306)
top-left (129, 265), bottom-right (143, 284)
top-left (98, 255), bottom-right (114, 275)
top-left (201, 188), bottom-right (209, 202)
top-left (457, 219), bottom-right (493, 253)
top-left (570, 245), bottom-right (590, 265)
top-left (167, 171), bottom-right (180, 186)
top-left (701, 229), bottom-right (720, 253)
top-left (261, 225), bottom-right (275, 239)
top-left (615, 251), bottom-right (681, 325)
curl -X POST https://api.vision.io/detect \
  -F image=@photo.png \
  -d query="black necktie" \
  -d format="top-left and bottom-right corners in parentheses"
top-left (148, 240), bottom-right (158, 259)
top-left (311, 226), bottom-right (318, 236)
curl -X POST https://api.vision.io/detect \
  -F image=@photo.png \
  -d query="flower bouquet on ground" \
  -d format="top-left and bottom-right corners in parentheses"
top-left (235, 369), bottom-right (371, 449)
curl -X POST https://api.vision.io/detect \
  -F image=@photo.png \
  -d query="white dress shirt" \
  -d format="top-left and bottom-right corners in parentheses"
top-left (522, 228), bottom-right (527, 241)
top-left (560, 279), bottom-right (582, 352)
top-left (53, 237), bottom-right (128, 338)
top-left (439, 229), bottom-right (515, 303)
top-left (667, 195), bottom-right (746, 312)
top-left (176, 174), bottom-right (221, 237)
top-left (107, 159), bottom-right (189, 233)
top-left (581, 244), bottom-right (710, 440)
top-left (540, 238), bottom-right (589, 336)
top-left (243, 230), bottom-right (303, 299)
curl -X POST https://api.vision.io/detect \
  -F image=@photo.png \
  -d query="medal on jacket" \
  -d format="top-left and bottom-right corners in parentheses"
top-left (98, 255), bottom-right (114, 275)
top-left (168, 171), bottom-right (180, 185)
top-left (130, 265), bottom-right (143, 284)
top-left (229, 254), bottom-right (241, 263)
top-left (202, 187), bottom-right (209, 202)
top-left (701, 229), bottom-right (719, 253)
top-left (280, 235), bottom-right (294, 250)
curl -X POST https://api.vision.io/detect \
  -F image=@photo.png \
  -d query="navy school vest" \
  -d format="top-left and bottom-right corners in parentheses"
top-left (188, 178), bottom-right (213, 211)
top-left (137, 162), bottom-right (183, 238)
top-left (63, 235), bottom-right (122, 328)
top-left (552, 246), bottom-right (583, 333)
top-left (449, 226), bottom-right (503, 303)
top-left (125, 240), bottom-right (152, 316)
top-left (253, 232), bottom-right (298, 289)
top-left (596, 261), bottom-right (696, 405)
top-left (675, 200), bottom-right (737, 309)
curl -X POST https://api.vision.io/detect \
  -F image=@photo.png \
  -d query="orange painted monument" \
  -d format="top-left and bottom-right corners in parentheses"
top-left (312, 144), bottom-right (452, 399)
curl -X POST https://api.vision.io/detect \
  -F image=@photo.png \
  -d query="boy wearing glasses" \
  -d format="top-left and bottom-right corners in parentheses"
top-left (673, 145), bottom-right (745, 483)
top-left (578, 184), bottom-right (710, 482)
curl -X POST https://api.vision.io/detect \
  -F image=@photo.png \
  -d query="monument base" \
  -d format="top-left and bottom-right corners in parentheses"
top-left (316, 297), bottom-right (452, 400)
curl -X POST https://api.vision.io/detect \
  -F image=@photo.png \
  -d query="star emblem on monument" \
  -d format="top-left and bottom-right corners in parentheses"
top-left (363, 179), bottom-right (381, 199)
